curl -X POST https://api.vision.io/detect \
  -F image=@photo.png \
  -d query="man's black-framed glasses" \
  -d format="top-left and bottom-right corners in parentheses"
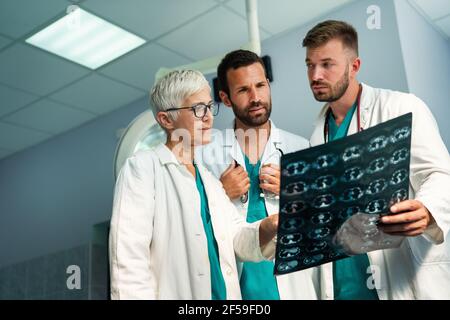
top-left (166, 102), bottom-right (219, 119)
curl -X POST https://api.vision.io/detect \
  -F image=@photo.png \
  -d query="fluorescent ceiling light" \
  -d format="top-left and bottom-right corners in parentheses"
top-left (26, 7), bottom-right (146, 69)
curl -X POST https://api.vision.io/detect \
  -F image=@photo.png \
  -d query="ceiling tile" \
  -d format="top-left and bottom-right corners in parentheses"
top-left (0, 121), bottom-right (51, 151)
top-left (0, 0), bottom-right (70, 39)
top-left (226, 0), bottom-right (354, 35)
top-left (0, 85), bottom-right (40, 118)
top-left (413, 0), bottom-right (450, 20)
top-left (50, 74), bottom-right (146, 115)
top-left (99, 43), bottom-right (191, 90)
top-left (436, 15), bottom-right (450, 37)
top-left (4, 99), bottom-right (96, 134)
top-left (0, 34), bottom-right (12, 50)
top-left (158, 6), bottom-right (270, 61)
top-left (82, 0), bottom-right (217, 40)
top-left (0, 43), bottom-right (89, 95)
top-left (0, 147), bottom-right (14, 160)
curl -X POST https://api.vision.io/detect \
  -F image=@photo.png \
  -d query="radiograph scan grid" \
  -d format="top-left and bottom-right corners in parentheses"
top-left (275, 113), bottom-right (412, 275)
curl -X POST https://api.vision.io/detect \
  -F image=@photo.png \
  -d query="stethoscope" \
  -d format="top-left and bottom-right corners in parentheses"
top-left (239, 144), bottom-right (284, 203)
top-left (323, 84), bottom-right (364, 143)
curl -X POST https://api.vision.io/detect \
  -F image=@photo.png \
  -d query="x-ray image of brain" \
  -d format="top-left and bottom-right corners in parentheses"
top-left (283, 161), bottom-right (310, 177)
top-left (278, 247), bottom-right (301, 259)
top-left (342, 145), bottom-right (363, 162)
top-left (342, 167), bottom-right (364, 183)
top-left (379, 238), bottom-right (394, 247)
top-left (367, 157), bottom-right (388, 174)
top-left (276, 113), bottom-right (411, 274)
top-left (313, 194), bottom-right (335, 209)
top-left (307, 240), bottom-right (327, 253)
top-left (391, 126), bottom-right (411, 143)
top-left (311, 212), bottom-right (332, 225)
top-left (281, 218), bottom-right (304, 232)
top-left (365, 199), bottom-right (387, 214)
top-left (327, 250), bottom-right (342, 259)
top-left (280, 233), bottom-right (303, 246)
top-left (366, 179), bottom-right (388, 195)
top-left (312, 175), bottom-right (337, 190)
top-left (368, 136), bottom-right (389, 152)
top-left (309, 227), bottom-right (331, 240)
top-left (340, 187), bottom-right (364, 202)
top-left (277, 260), bottom-right (299, 273)
top-left (362, 215), bottom-right (380, 228)
top-left (391, 148), bottom-right (409, 165)
top-left (303, 254), bottom-right (325, 266)
top-left (359, 240), bottom-right (377, 252)
top-left (283, 181), bottom-right (308, 196)
top-left (339, 206), bottom-right (361, 220)
top-left (313, 154), bottom-right (338, 170)
top-left (362, 227), bottom-right (380, 239)
top-left (281, 200), bottom-right (307, 214)
top-left (390, 169), bottom-right (408, 185)
top-left (391, 189), bottom-right (408, 203)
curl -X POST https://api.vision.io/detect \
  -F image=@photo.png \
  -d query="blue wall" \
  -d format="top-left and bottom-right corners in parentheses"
top-left (394, 0), bottom-right (450, 147)
top-left (0, 95), bottom-right (147, 267)
top-left (211, 0), bottom-right (409, 138)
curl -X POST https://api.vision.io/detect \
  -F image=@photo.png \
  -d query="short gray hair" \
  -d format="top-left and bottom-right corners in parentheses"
top-left (150, 69), bottom-right (210, 120)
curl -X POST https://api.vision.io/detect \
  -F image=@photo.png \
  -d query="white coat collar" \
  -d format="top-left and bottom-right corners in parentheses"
top-left (154, 143), bottom-right (180, 166)
top-left (223, 119), bottom-right (283, 166)
top-left (310, 83), bottom-right (375, 145)
top-left (359, 83), bottom-right (375, 126)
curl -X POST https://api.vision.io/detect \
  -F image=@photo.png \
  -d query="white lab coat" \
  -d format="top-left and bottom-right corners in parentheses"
top-left (109, 143), bottom-right (275, 300)
top-left (196, 120), bottom-right (320, 299)
top-left (310, 83), bottom-right (450, 300)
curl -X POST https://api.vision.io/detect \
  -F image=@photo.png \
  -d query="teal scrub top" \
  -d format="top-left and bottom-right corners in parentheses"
top-left (239, 155), bottom-right (280, 300)
top-left (194, 164), bottom-right (227, 300)
top-left (328, 103), bottom-right (379, 300)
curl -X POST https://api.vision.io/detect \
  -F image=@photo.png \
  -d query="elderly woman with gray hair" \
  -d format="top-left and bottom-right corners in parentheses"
top-left (109, 69), bottom-right (278, 300)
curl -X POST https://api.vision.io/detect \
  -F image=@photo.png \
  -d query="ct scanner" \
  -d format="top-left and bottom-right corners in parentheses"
top-left (113, 110), bottom-right (166, 179)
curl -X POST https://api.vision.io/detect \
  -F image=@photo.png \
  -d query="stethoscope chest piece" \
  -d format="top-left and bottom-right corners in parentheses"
top-left (240, 192), bottom-right (248, 204)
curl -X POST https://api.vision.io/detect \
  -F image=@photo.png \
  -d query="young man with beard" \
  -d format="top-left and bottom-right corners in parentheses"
top-left (196, 49), bottom-right (318, 300)
top-left (303, 20), bottom-right (450, 299)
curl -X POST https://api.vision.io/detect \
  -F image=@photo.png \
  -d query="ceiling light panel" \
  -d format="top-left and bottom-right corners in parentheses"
top-left (26, 7), bottom-right (146, 69)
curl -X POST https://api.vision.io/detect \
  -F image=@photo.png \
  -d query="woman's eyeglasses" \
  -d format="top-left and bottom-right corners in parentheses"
top-left (166, 102), bottom-right (219, 119)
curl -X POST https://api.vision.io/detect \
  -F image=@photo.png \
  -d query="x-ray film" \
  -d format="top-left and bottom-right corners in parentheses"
top-left (274, 113), bottom-right (412, 275)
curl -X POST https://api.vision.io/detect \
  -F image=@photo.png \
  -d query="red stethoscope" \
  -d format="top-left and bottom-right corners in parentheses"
top-left (323, 84), bottom-right (364, 143)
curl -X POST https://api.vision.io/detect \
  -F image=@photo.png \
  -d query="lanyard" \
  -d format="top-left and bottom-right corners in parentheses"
top-left (323, 84), bottom-right (363, 143)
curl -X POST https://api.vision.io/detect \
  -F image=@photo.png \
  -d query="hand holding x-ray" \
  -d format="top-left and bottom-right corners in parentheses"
top-left (333, 212), bottom-right (404, 255)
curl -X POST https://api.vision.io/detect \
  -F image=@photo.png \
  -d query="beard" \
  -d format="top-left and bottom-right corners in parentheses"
top-left (311, 66), bottom-right (350, 102)
top-left (230, 98), bottom-right (272, 127)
